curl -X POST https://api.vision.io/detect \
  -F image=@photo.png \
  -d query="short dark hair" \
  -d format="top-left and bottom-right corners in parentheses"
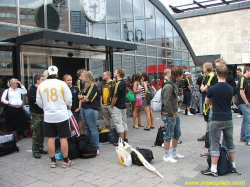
top-left (34, 74), bottom-right (43, 84)
top-left (237, 68), bottom-right (242, 72)
top-left (171, 66), bottom-right (183, 79)
top-left (216, 64), bottom-right (228, 78)
top-left (243, 66), bottom-right (250, 74)
top-left (116, 68), bottom-right (125, 78)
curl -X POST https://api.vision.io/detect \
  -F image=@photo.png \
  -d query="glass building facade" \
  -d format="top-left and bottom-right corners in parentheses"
top-left (0, 0), bottom-right (196, 90)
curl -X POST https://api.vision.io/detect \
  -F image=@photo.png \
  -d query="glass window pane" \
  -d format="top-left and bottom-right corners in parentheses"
top-left (114, 54), bottom-right (122, 70)
top-left (147, 46), bottom-right (156, 57)
top-left (145, 1), bottom-right (155, 45)
top-left (121, 0), bottom-right (133, 42)
top-left (90, 59), bottom-right (105, 79)
top-left (182, 52), bottom-right (189, 61)
top-left (52, 1), bottom-right (69, 32)
top-left (137, 45), bottom-right (146, 56)
top-left (0, 50), bottom-right (13, 85)
top-left (173, 60), bottom-right (182, 66)
top-left (165, 18), bottom-right (173, 49)
top-left (174, 50), bottom-right (182, 60)
top-left (157, 48), bottom-right (165, 58)
top-left (20, 26), bottom-right (41, 35)
top-left (136, 56), bottom-right (146, 74)
top-left (0, 0), bottom-right (17, 24)
top-left (70, 1), bottom-right (88, 35)
top-left (123, 55), bottom-right (135, 77)
top-left (173, 28), bottom-right (181, 50)
top-left (147, 58), bottom-right (157, 88)
top-left (155, 8), bottom-right (164, 47)
top-left (181, 39), bottom-right (188, 51)
top-left (134, 0), bottom-right (145, 44)
top-left (107, 0), bottom-right (120, 40)
top-left (167, 49), bottom-right (173, 58)
top-left (0, 24), bottom-right (18, 40)
top-left (93, 22), bottom-right (105, 38)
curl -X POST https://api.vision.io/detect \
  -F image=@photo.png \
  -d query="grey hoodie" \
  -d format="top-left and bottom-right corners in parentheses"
top-left (161, 78), bottom-right (178, 117)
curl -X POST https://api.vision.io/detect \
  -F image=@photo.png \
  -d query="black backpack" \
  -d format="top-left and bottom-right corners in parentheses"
top-left (67, 137), bottom-right (79, 160)
top-left (0, 139), bottom-right (19, 157)
top-left (154, 126), bottom-right (165, 146)
top-left (77, 135), bottom-right (97, 159)
top-left (131, 147), bottom-right (154, 166)
top-left (207, 146), bottom-right (240, 175)
top-left (109, 126), bottom-right (119, 144)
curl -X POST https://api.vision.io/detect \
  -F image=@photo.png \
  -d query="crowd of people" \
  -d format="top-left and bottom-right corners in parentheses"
top-left (1, 58), bottom-right (248, 176)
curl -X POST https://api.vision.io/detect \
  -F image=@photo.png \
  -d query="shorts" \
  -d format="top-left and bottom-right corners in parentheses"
top-left (143, 100), bottom-right (151, 107)
top-left (111, 107), bottom-right (127, 133)
top-left (43, 119), bottom-right (71, 138)
top-left (134, 98), bottom-right (142, 106)
top-left (183, 91), bottom-right (191, 107)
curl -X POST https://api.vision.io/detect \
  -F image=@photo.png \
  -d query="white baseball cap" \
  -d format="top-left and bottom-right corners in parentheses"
top-left (184, 72), bottom-right (191, 75)
top-left (48, 66), bottom-right (58, 76)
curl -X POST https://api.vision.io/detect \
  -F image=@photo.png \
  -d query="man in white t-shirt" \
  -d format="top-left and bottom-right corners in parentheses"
top-left (36, 66), bottom-right (73, 168)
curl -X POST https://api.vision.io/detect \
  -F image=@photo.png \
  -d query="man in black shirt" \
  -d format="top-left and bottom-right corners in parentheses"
top-left (196, 71), bottom-right (205, 116)
top-left (237, 66), bottom-right (250, 145)
top-left (111, 68), bottom-right (128, 143)
top-left (27, 74), bottom-right (47, 159)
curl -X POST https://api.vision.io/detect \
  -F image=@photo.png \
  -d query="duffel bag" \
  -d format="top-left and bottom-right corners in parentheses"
top-left (131, 147), bottom-right (154, 166)
top-left (0, 139), bottom-right (19, 157)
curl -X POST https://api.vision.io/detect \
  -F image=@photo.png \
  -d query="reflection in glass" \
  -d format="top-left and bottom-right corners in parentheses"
top-left (93, 22), bottom-right (105, 38)
top-left (145, 1), bottom-right (155, 45)
top-left (70, 0), bottom-right (87, 34)
top-left (91, 59), bottom-right (104, 79)
top-left (181, 39), bottom-right (188, 51)
top-left (121, 0), bottom-right (133, 42)
top-left (165, 18), bottom-right (173, 48)
top-left (134, 0), bottom-right (145, 44)
top-left (113, 54), bottom-right (122, 70)
top-left (174, 50), bottom-right (182, 60)
top-left (147, 46), bottom-right (156, 57)
top-left (157, 48), bottom-right (165, 58)
top-left (173, 28), bottom-right (181, 50)
top-left (107, 0), bottom-right (120, 40)
top-left (0, 25), bottom-right (18, 39)
top-left (136, 45), bottom-right (146, 56)
top-left (174, 60), bottom-right (182, 66)
top-left (0, 0), bottom-right (17, 24)
top-left (155, 8), bottom-right (164, 47)
top-left (136, 56), bottom-right (146, 74)
top-left (182, 52), bottom-right (189, 61)
top-left (123, 55), bottom-right (135, 78)
top-left (147, 58), bottom-right (158, 89)
top-left (20, 26), bottom-right (41, 35)
top-left (52, 0), bottom-right (69, 31)
top-left (167, 49), bottom-right (173, 58)
top-left (182, 61), bottom-right (189, 67)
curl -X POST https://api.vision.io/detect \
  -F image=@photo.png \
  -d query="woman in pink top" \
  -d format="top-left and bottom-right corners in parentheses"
top-left (132, 73), bottom-right (144, 129)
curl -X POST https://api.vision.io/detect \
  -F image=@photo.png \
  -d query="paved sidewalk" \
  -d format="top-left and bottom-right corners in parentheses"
top-left (0, 112), bottom-right (249, 187)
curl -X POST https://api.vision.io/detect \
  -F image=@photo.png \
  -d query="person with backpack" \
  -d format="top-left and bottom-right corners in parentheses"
top-left (142, 74), bottom-right (156, 131)
top-left (162, 66), bottom-right (185, 163)
top-left (201, 64), bottom-right (236, 177)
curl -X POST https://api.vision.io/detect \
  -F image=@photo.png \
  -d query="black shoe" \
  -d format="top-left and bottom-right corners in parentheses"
top-left (201, 168), bottom-right (218, 177)
top-left (33, 153), bottom-right (41, 159)
top-left (197, 134), bottom-right (206, 141)
top-left (39, 150), bottom-right (48, 154)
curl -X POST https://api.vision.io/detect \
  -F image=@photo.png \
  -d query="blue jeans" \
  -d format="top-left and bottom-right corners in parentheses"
top-left (161, 115), bottom-right (181, 142)
top-left (238, 104), bottom-right (250, 143)
top-left (199, 93), bottom-right (203, 116)
top-left (80, 108), bottom-right (99, 149)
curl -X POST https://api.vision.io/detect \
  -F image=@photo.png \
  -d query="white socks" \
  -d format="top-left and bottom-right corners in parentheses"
top-left (211, 164), bottom-right (217, 173)
top-left (232, 162), bottom-right (236, 168)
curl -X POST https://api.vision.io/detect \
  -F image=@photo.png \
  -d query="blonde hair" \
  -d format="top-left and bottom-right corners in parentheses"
top-left (203, 62), bottom-right (213, 73)
top-left (8, 78), bottom-right (18, 87)
top-left (63, 74), bottom-right (72, 81)
top-left (82, 71), bottom-right (95, 92)
top-left (215, 58), bottom-right (226, 65)
top-left (43, 70), bottom-right (48, 80)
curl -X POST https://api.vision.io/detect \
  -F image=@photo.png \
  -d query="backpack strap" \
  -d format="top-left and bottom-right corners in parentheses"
top-left (165, 81), bottom-right (177, 98)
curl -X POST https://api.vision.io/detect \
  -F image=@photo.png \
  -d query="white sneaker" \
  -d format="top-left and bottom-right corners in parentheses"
top-left (96, 150), bottom-right (100, 155)
top-left (163, 156), bottom-right (178, 163)
top-left (172, 153), bottom-right (185, 159)
top-left (247, 142), bottom-right (250, 146)
top-left (183, 110), bottom-right (185, 114)
top-left (178, 108), bottom-right (181, 112)
top-left (188, 112), bottom-right (194, 116)
top-left (237, 115), bottom-right (242, 118)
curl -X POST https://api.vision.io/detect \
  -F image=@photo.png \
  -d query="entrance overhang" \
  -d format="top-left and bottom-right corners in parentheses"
top-left (12, 30), bottom-right (137, 52)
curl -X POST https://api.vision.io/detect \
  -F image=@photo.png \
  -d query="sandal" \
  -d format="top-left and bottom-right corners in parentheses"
top-left (138, 124), bottom-right (144, 127)
top-left (62, 160), bottom-right (74, 168)
top-left (124, 139), bottom-right (128, 143)
top-left (133, 126), bottom-right (139, 129)
top-left (50, 161), bottom-right (57, 168)
top-left (150, 127), bottom-right (155, 129)
top-left (113, 142), bottom-right (118, 146)
top-left (144, 128), bottom-right (150, 131)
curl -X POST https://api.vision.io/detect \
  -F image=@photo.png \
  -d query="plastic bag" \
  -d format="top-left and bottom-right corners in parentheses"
top-left (151, 88), bottom-right (162, 112)
top-left (55, 148), bottom-right (63, 160)
top-left (115, 137), bottom-right (132, 167)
